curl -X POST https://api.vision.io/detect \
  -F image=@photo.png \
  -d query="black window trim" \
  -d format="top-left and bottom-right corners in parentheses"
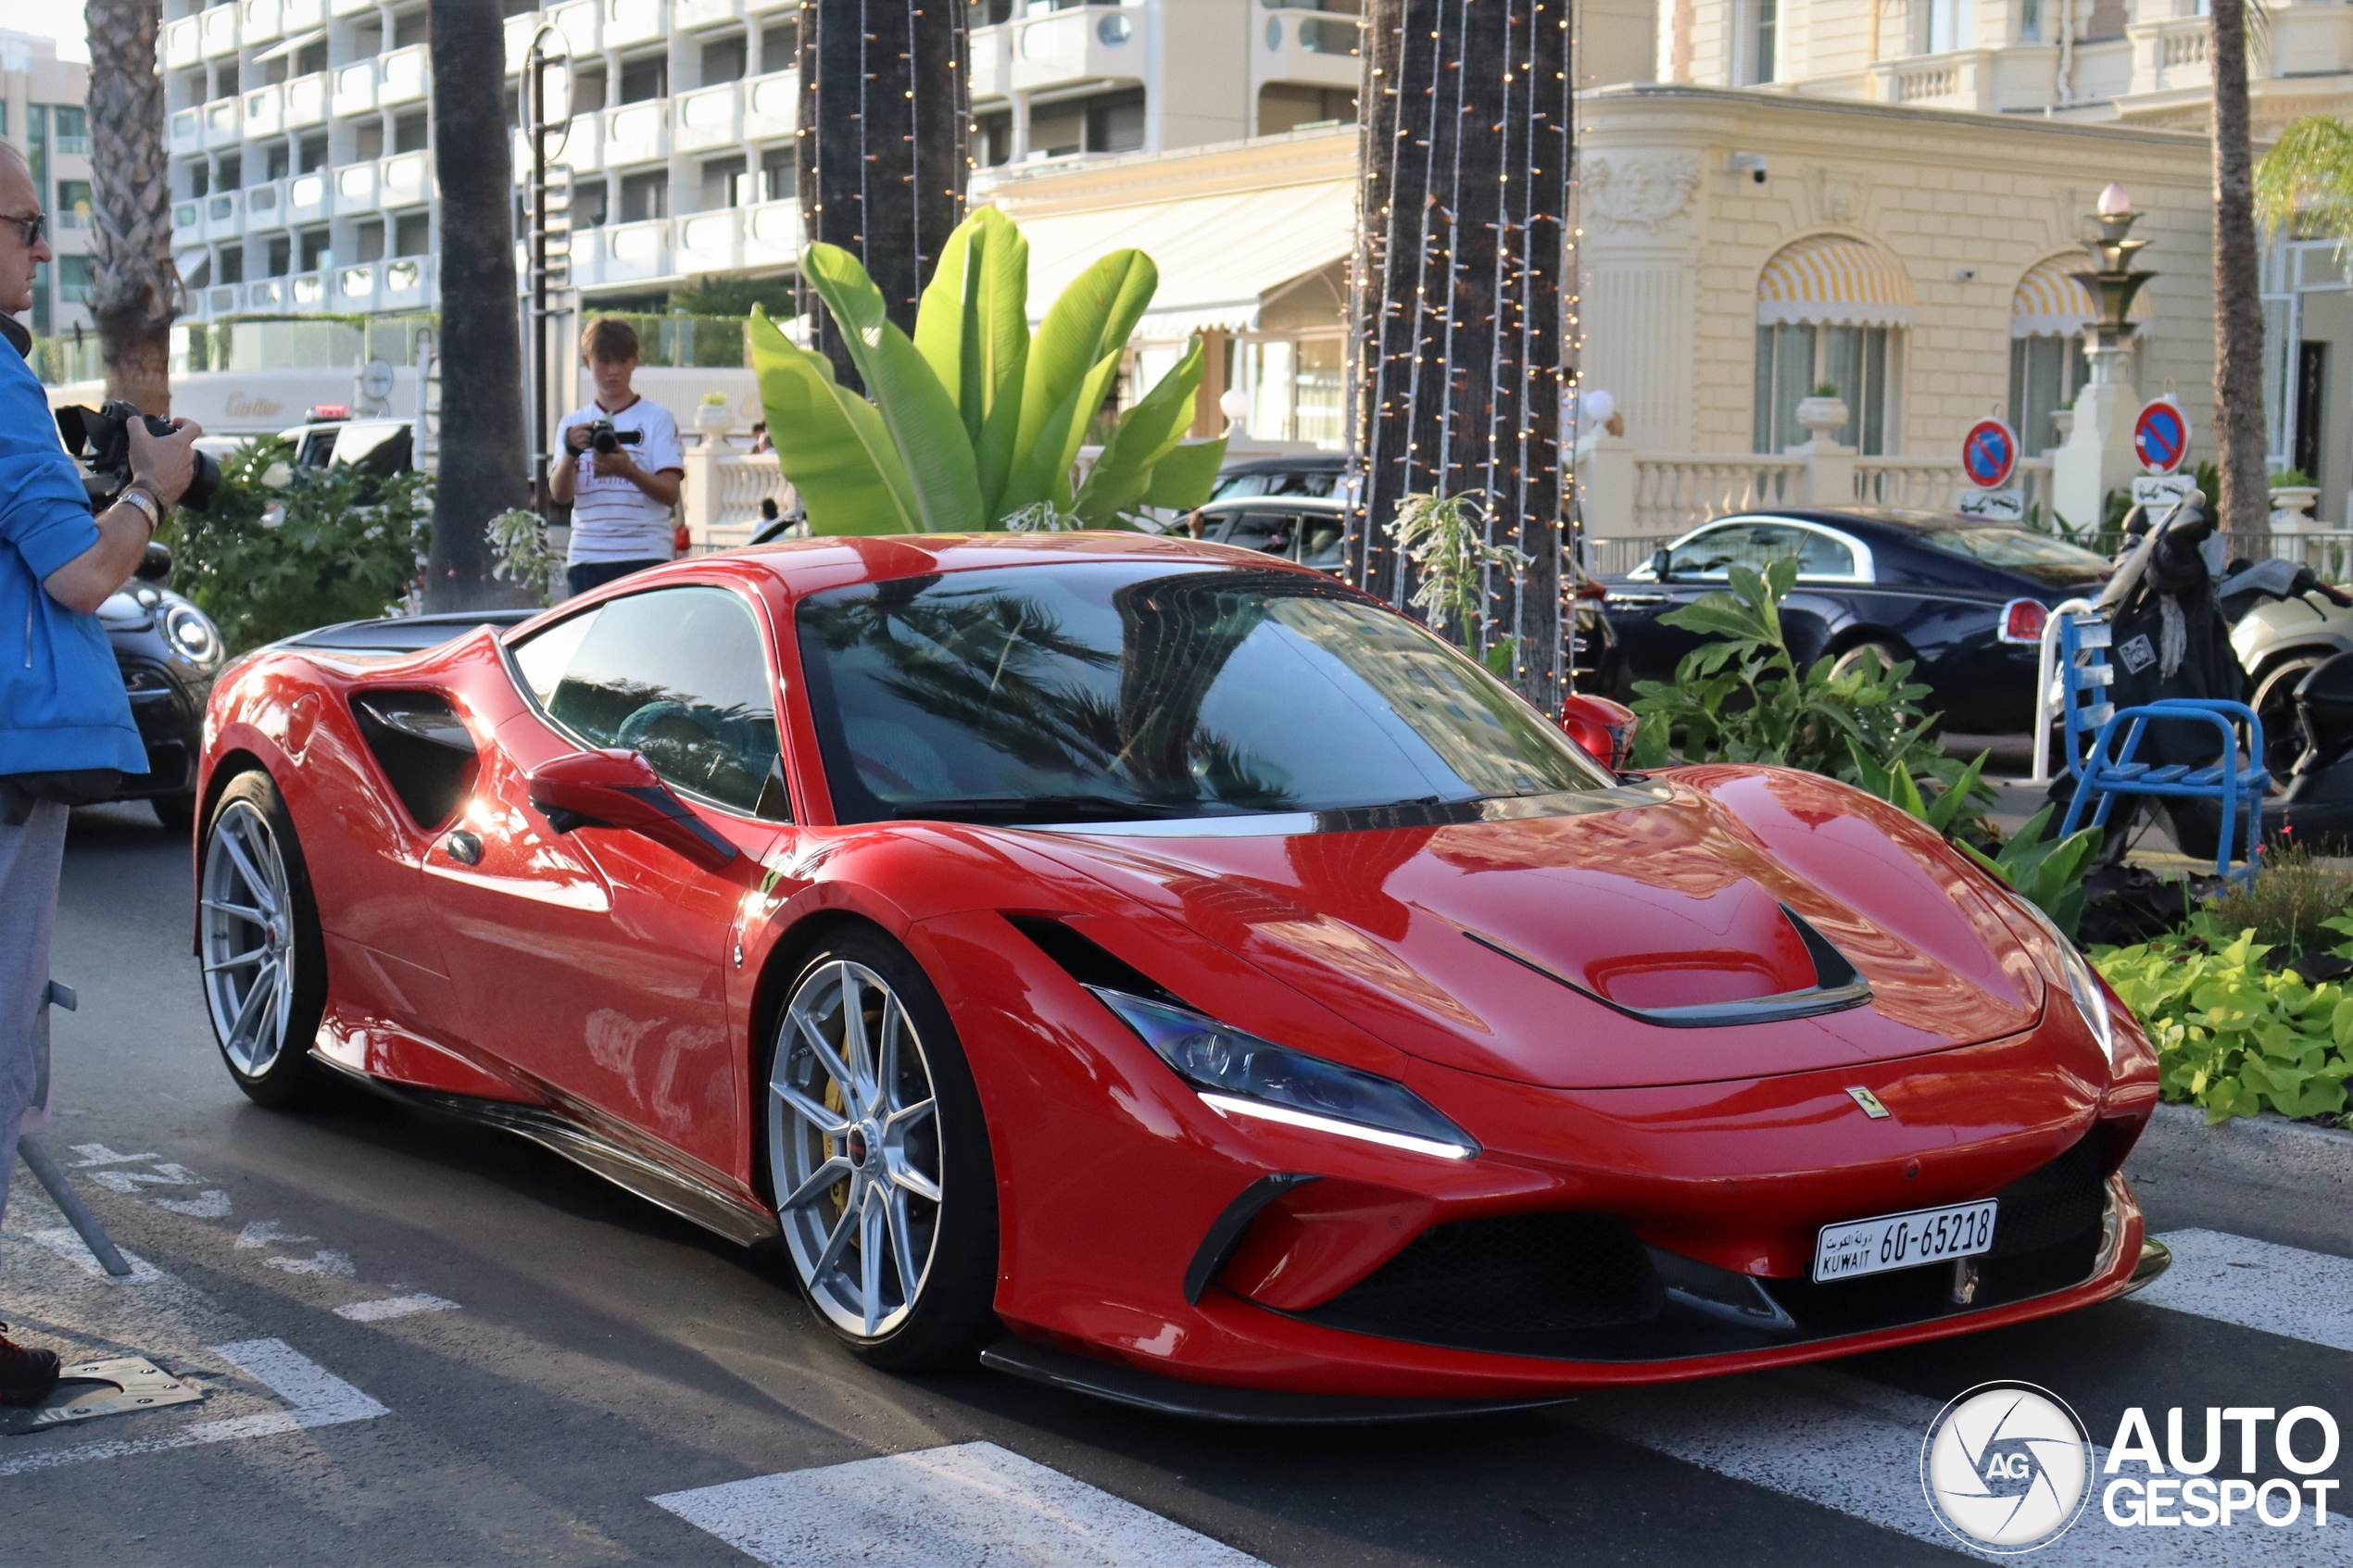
top-left (497, 579), bottom-right (794, 823)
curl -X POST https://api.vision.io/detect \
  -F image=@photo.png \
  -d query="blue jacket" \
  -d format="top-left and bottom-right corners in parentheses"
top-left (0, 345), bottom-right (145, 776)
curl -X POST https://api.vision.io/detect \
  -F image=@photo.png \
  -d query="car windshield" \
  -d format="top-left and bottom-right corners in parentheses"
top-left (1919, 527), bottom-right (2111, 584)
top-left (795, 563), bottom-right (1610, 826)
top-left (1209, 467), bottom-right (1342, 502)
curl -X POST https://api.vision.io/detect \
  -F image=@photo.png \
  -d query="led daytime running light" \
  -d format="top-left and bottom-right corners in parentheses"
top-left (2014, 897), bottom-right (2117, 1065)
top-left (1088, 987), bottom-right (1478, 1160)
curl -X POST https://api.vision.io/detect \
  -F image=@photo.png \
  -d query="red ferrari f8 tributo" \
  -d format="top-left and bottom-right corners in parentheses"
top-left (192, 533), bottom-right (2163, 1418)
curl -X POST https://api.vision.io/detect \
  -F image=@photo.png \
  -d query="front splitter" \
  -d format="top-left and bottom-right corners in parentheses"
top-left (980, 1337), bottom-right (1571, 1425)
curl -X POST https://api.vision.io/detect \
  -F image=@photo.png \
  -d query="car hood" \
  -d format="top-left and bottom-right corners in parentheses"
top-left (1008, 769), bottom-right (2045, 1090)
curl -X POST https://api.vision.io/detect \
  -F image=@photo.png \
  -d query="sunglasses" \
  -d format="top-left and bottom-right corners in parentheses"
top-left (1, 211), bottom-right (44, 248)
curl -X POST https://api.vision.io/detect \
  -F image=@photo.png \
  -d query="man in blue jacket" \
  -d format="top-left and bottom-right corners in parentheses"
top-left (0, 144), bottom-right (202, 1406)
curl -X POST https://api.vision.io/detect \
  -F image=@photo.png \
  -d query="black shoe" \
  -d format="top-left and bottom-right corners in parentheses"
top-left (0, 1323), bottom-right (61, 1407)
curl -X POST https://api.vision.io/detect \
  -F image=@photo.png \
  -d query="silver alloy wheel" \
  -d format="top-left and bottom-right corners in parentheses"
top-left (199, 798), bottom-right (298, 1077)
top-left (769, 959), bottom-right (943, 1339)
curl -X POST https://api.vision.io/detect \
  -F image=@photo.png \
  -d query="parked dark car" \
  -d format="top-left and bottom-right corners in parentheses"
top-left (1207, 453), bottom-right (1347, 503)
top-left (99, 545), bottom-right (228, 831)
top-left (1602, 508), bottom-right (2112, 733)
top-left (1189, 496), bottom-right (1623, 695)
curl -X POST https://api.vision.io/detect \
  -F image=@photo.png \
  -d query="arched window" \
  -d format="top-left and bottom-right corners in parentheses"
top-left (1754, 236), bottom-right (1914, 455)
top-left (2008, 254), bottom-right (2152, 454)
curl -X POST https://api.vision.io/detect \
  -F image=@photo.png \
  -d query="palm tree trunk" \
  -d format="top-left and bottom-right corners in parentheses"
top-left (424, 0), bottom-right (534, 611)
top-left (82, 0), bottom-right (176, 416)
top-left (797, 1), bottom-right (970, 389)
top-left (2212, 0), bottom-right (2271, 535)
top-left (1350, 0), bottom-right (1572, 709)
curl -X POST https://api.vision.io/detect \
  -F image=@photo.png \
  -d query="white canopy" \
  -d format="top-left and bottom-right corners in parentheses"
top-left (1006, 180), bottom-right (1356, 340)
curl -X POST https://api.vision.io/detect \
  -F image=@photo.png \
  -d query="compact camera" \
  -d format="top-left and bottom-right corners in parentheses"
top-left (585, 419), bottom-right (642, 455)
top-left (55, 400), bottom-right (220, 514)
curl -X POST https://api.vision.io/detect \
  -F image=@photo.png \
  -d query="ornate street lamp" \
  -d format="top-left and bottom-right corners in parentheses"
top-left (2071, 182), bottom-right (2157, 386)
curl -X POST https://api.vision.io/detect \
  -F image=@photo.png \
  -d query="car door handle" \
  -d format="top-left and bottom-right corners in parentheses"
top-left (445, 829), bottom-right (483, 865)
top-left (1611, 593), bottom-right (1669, 607)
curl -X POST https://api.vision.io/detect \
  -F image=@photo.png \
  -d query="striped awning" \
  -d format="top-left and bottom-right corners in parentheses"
top-left (1755, 236), bottom-right (1915, 329)
top-left (2011, 252), bottom-right (2156, 337)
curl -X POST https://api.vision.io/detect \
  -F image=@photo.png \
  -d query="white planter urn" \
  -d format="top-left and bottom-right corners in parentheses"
top-left (2051, 408), bottom-right (2076, 447)
top-left (693, 399), bottom-right (736, 445)
top-left (1793, 395), bottom-right (1850, 447)
top-left (2270, 485), bottom-right (2322, 533)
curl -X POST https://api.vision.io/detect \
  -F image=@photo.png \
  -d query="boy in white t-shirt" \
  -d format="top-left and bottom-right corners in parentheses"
top-left (547, 317), bottom-right (687, 596)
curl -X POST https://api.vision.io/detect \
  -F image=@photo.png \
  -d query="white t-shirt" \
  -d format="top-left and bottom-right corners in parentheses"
top-left (558, 395), bottom-right (686, 564)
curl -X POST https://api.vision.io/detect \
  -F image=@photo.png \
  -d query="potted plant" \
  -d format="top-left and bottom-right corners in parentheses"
top-left (2270, 467), bottom-right (2322, 533)
top-left (1794, 382), bottom-right (1849, 446)
top-left (693, 389), bottom-right (737, 445)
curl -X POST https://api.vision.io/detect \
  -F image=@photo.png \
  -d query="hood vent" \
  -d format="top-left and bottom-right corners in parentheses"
top-left (1464, 904), bottom-right (1871, 1029)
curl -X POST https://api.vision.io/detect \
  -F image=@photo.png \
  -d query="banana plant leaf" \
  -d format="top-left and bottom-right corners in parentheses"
top-left (1013, 250), bottom-right (1156, 478)
top-left (801, 244), bottom-right (985, 533)
top-left (1072, 336), bottom-right (1214, 522)
top-left (999, 348), bottom-right (1125, 516)
top-left (1139, 440), bottom-right (1228, 509)
top-left (747, 307), bottom-right (922, 535)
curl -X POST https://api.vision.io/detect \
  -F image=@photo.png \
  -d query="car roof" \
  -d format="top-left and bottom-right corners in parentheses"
top-left (282, 608), bottom-right (538, 653)
top-left (1195, 495), bottom-right (1347, 514)
top-left (1216, 454), bottom-right (1347, 476)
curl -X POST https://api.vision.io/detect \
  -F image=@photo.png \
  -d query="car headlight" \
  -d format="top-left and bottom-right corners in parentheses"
top-left (2012, 898), bottom-right (2117, 1066)
top-left (163, 602), bottom-right (222, 666)
top-left (1088, 988), bottom-right (1478, 1160)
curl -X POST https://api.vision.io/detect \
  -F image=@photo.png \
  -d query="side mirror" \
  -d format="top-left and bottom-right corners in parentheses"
top-left (525, 748), bottom-right (739, 872)
top-left (135, 540), bottom-right (173, 582)
top-left (1649, 547), bottom-right (1674, 582)
top-left (1559, 694), bottom-right (1639, 772)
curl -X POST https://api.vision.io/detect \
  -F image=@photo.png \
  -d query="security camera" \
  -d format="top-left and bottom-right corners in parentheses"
top-left (1955, 266), bottom-right (1978, 282)
top-left (1730, 152), bottom-right (1768, 183)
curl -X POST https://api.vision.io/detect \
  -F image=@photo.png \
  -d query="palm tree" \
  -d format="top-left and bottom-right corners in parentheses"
top-left (797, 1), bottom-right (970, 388)
top-left (2211, 0), bottom-right (2271, 537)
top-left (423, 0), bottom-right (534, 610)
top-left (1350, 0), bottom-right (1572, 709)
top-left (82, 0), bottom-right (177, 415)
top-left (2256, 118), bottom-right (2353, 239)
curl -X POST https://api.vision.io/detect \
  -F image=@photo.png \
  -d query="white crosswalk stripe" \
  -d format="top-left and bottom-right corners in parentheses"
top-left (2134, 1229), bottom-right (2353, 1353)
top-left (651, 1441), bottom-right (1270, 1568)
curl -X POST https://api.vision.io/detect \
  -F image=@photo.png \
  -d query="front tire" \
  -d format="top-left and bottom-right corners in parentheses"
top-left (764, 930), bottom-right (999, 1371)
top-left (2251, 654), bottom-right (2328, 776)
top-left (1829, 638), bottom-right (1909, 684)
top-left (199, 771), bottom-right (331, 1108)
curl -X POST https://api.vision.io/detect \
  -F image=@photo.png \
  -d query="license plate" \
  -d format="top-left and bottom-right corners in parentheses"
top-left (1812, 1200), bottom-right (1998, 1284)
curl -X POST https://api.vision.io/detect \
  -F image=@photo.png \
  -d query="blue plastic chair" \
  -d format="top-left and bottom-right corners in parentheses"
top-left (2052, 611), bottom-right (2268, 881)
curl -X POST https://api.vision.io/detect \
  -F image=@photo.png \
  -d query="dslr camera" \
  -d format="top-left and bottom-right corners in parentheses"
top-left (55, 400), bottom-right (220, 514)
top-left (585, 419), bottom-right (642, 455)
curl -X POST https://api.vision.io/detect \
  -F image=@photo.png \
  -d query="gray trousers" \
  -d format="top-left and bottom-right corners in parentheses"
top-left (0, 800), bottom-right (69, 1239)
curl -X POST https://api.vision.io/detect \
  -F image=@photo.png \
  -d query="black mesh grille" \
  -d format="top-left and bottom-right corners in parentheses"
top-left (1302, 1212), bottom-right (1665, 1348)
top-left (1285, 1135), bottom-right (2116, 1362)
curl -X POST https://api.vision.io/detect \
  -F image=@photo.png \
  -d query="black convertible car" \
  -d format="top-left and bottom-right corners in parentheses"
top-left (1603, 508), bottom-right (2112, 732)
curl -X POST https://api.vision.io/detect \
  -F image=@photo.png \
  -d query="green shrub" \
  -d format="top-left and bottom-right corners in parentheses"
top-left (164, 437), bottom-right (432, 654)
top-left (2203, 847), bottom-right (2353, 951)
top-left (2097, 925), bottom-right (2353, 1124)
top-left (1625, 557), bottom-right (1954, 786)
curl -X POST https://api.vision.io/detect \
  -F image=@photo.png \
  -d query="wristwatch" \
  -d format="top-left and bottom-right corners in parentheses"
top-left (116, 485), bottom-right (163, 533)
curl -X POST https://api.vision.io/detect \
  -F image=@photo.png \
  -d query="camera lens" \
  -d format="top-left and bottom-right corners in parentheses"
top-left (592, 429), bottom-right (619, 454)
top-left (180, 451), bottom-right (222, 513)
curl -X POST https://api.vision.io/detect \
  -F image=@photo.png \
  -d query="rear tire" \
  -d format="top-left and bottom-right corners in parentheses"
top-left (198, 771), bottom-right (331, 1109)
top-left (762, 928), bottom-right (1000, 1372)
top-left (1830, 638), bottom-right (1909, 684)
top-left (2251, 654), bottom-right (2328, 776)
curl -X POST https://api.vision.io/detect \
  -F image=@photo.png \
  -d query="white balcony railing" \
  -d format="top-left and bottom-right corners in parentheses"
top-left (163, 16), bottom-right (203, 69)
top-left (674, 81), bottom-right (742, 153)
top-left (169, 109), bottom-right (203, 155)
top-left (674, 0), bottom-right (741, 31)
top-left (675, 207), bottom-right (743, 272)
top-left (204, 190), bottom-right (244, 240)
top-left (203, 96), bottom-right (242, 149)
top-left (1583, 450), bottom-right (2052, 542)
top-left (336, 161), bottom-right (378, 207)
top-left (329, 0), bottom-right (376, 17)
top-left (1259, 6), bottom-right (1361, 90)
top-left (333, 59), bottom-right (378, 117)
top-left (378, 44), bottom-right (430, 106)
top-left (282, 0), bottom-right (326, 27)
top-left (244, 82), bottom-right (285, 139)
top-left (743, 69), bottom-right (799, 137)
top-left (241, 0), bottom-right (283, 47)
top-left (285, 171), bottom-right (331, 222)
top-left (2130, 17), bottom-right (2212, 97)
top-left (200, 2), bottom-right (240, 57)
top-left (606, 101), bottom-right (670, 163)
top-left (744, 196), bottom-right (801, 262)
top-left (1009, 5), bottom-right (1144, 94)
top-left (381, 151), bottom-right (433, 204)
top-left (290, 270), bottom-right (328, 307)
top-left (245, 276), bottom-right (285, 310)
top-left (244, 179), bottom-right (283, 225)
top-left (604, 0), bottom-right (665, 47)
top-left (283, 71), bottom-right (332, 129)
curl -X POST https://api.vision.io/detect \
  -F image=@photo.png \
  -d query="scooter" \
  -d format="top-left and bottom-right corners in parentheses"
top-left (2222, 557), bottom-right (2353, 774)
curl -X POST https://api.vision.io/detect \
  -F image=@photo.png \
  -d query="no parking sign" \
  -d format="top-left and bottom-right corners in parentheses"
top-left (1961, 419), bottom-right (2020, 492)
top-left (2133, 398), bottom-right (2191, 473)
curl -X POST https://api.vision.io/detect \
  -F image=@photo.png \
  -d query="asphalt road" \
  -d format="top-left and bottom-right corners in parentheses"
top-left (8, 802), bottom-right (2353, 1567)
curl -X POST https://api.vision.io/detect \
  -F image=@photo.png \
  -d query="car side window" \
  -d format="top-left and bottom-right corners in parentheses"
top-left (510, 585), bottom-right (786, 818)
top-left (1795, 530), bottom-right (1857, 578)
top-left (1220, 510), bottom-right (1299, 558)
top-left (1667, 522), bottom-right (1820, 580)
